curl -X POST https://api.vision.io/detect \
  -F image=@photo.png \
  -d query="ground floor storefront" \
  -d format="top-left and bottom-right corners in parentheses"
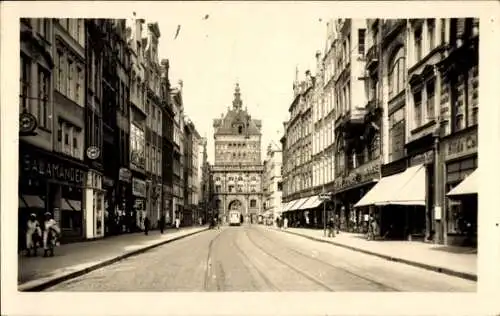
top-left (132, 176), bottom-right (147, 231)
top-left (440, 127), bottom-right (478, 247)
top-left (18, 142), bottom-right (89, 250)
top-left (103, 167), bottom-right (133, 236)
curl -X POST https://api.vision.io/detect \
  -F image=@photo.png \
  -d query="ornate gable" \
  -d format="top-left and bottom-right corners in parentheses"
top-left (213, 83), bottom-right (262, 136)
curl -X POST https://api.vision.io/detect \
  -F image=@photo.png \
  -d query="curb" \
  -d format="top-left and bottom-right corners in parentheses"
top-left (18, 227), bottom-right (210, 292)
top-left (275, 228), bottom-right (477, 282)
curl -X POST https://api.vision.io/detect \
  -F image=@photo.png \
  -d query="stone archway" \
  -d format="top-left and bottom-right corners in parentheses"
top-left (228, 199), bottom-right (243, 211)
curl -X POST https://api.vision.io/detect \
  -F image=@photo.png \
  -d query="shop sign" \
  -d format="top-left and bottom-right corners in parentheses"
top-left (119, 168), bottom-right (132, 182)
top-left (19, 112), bottom-right (38, 135)
top-left (132, 178), bottom-right (146, 197)
top-left (20, 153), bottom-right (85, 185)
top-left (444, 131), bottom-right (478, 161)
top-left (86, 146), bottom-right (101, 160)
top-left (409, 150), bottom-right (434, 166)
top-left (333, 159), bottom-right (381, 192)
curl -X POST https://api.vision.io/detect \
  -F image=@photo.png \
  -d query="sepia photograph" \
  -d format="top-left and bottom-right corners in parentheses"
top-left (2, 1), bottom-right (500, 315)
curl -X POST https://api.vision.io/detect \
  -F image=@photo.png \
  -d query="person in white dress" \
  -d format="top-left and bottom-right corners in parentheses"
top-left (43, 211), bottom-right (61, 257)
top-left (26, 213), bottom-right (42, 256)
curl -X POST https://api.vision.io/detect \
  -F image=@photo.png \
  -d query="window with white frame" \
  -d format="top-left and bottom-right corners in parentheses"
top-left (67, 58), bottom-right (74, 98)
top-left (415, 26), bottom-right (423, 62)
top-left (413, 90), bottom-right (423, 128)
top-left (388, 48), bottom-right (406, 99)
top-left (20, 54), bottom-right (30, 112)
top-left (427, 19), bottom-right (435, 52)
top-left (37, 65), bottom-right (50, 128)
top-left (426, 80), bottom-right (435, 121)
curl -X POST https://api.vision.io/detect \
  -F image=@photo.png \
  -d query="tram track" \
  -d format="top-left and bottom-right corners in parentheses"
top-left (244, 229), bottom-right (336, 291)
top-left (251, 227), bottom-right (400, 291)
top-left (231, 235), bottom-right (281, 291)
top-left (203, 228), bottom-right (225, 291)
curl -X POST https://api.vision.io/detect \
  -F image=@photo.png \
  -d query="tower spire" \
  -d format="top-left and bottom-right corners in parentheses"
top-left (232, 83), bottom-right (243, 110)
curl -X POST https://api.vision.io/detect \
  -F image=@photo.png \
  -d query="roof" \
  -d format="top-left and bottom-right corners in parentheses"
top-left (213, 83), bottom-right (262, 136)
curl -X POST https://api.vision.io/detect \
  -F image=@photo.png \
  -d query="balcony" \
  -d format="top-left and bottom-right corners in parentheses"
top-left (335, 107), bottom-right (368, 133)
top-left (364, 99), bottom-right (382, 123)
top-left (365, 45), bottom-right (379, 72)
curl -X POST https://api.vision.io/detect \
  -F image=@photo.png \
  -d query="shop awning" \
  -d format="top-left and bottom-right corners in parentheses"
top-left (282, 200), bottom-right (296, 213)
top-left (290, 197), bottom-right (310, 211)
top-left (296, 197), bottom-right (314, 210)
top-left (447, 169), bottom-right (478, 197)
top-left (21, 195), bottom-right (45, 209)
top-left (301, 195), bottom-right (323, 209)
top-left (19, 197), bottom-right (27, 208)
top-left (354, 164), bottom-right (426, 207)
top-left (61, 199), bottom-right (82, 211)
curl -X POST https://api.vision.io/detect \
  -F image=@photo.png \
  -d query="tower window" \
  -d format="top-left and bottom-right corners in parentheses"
top-left (238, 126), bottom-right (243, 134)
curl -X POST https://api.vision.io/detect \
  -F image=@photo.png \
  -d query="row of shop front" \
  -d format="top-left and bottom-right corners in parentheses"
top-left (281, 127), bottom-right (478, 247)
top-left (17, 142), bottom-right (176, 251)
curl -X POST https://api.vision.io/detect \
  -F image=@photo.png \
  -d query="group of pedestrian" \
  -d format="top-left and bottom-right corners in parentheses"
top-left (143, 215), bottom-right (182, 235)
top-left (25, 211), bottom-right (61, 257)
top-left (275, 217), bottom-right (288, 229)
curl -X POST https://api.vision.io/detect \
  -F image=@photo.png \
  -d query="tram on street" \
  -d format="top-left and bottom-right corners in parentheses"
top-left (229, 210), bottom-right (241, 226)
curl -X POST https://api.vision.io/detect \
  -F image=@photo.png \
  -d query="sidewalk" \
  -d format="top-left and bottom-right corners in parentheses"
top-left (18, 226), bottom-right (209, 291)
top-left (271, 227), bottom-right (477, 281)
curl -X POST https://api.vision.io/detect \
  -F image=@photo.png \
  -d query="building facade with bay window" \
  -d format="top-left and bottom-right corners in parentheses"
top-left (127, 14), bottom-right (148, 231)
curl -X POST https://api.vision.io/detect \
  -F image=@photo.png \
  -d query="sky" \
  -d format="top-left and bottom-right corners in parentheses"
top-left (135, 2), bottom-right (328, 163)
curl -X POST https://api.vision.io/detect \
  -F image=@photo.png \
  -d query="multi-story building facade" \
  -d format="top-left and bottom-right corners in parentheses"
top-left (200, 138), bottom-right (211, 222)
top-left (328, 18), bottom-right (382, 232)
top-left (351, 19), bottom-right (478, 247)
top-left (101, 19), bottom-right (132, 236)
top-left (182, 118), bottom-right (201, 225)
top-left (160, 59), bottom-right (175, 225)
top-left (211, 84), bottom-right (264, 224)
top-left (127, 14), bottom-right (148, 231)
top-left (281, 68), bottom-right (317, 227)
top-left (263, 143), bottom-right (283, 224)
top-left (144, 22), bottom-right (163, 228)
top-left (170, 80), bottom-right (185, 223)
top-left (19, 18), bottom-right (87, 247)
top-left (436, 18), bottom-right (479, 246)
top-left (84, 19), bottom-right (110, 240)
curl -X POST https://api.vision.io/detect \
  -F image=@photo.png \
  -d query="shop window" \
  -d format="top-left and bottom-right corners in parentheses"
top-left (446, 157), bottom-right (478, 234)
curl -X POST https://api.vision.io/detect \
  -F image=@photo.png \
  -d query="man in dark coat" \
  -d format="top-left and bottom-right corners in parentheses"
top-left (144, 216), bottom-right (150, 235)
top-left (159, 215), bottom-right (166, 234)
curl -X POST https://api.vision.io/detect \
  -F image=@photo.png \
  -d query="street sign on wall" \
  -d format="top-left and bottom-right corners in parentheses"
top-left (318, 193), bottom-right (331, 201)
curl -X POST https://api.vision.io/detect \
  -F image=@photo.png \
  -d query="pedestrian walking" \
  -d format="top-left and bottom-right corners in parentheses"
top-left (144, 216), bottom-right (150, 235)
top-left (26, 213), bottom-right (42, 256)
top-left (283, 217), bottom-right (288, 229)
top-left (175, 217), bottom-right (180, 230)
top-left (327, 217), bottom-right (335, 238)
top-left (159, 215), bottom-right (166, 234)
top-left (43, 211), bottom-right (61, 257)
